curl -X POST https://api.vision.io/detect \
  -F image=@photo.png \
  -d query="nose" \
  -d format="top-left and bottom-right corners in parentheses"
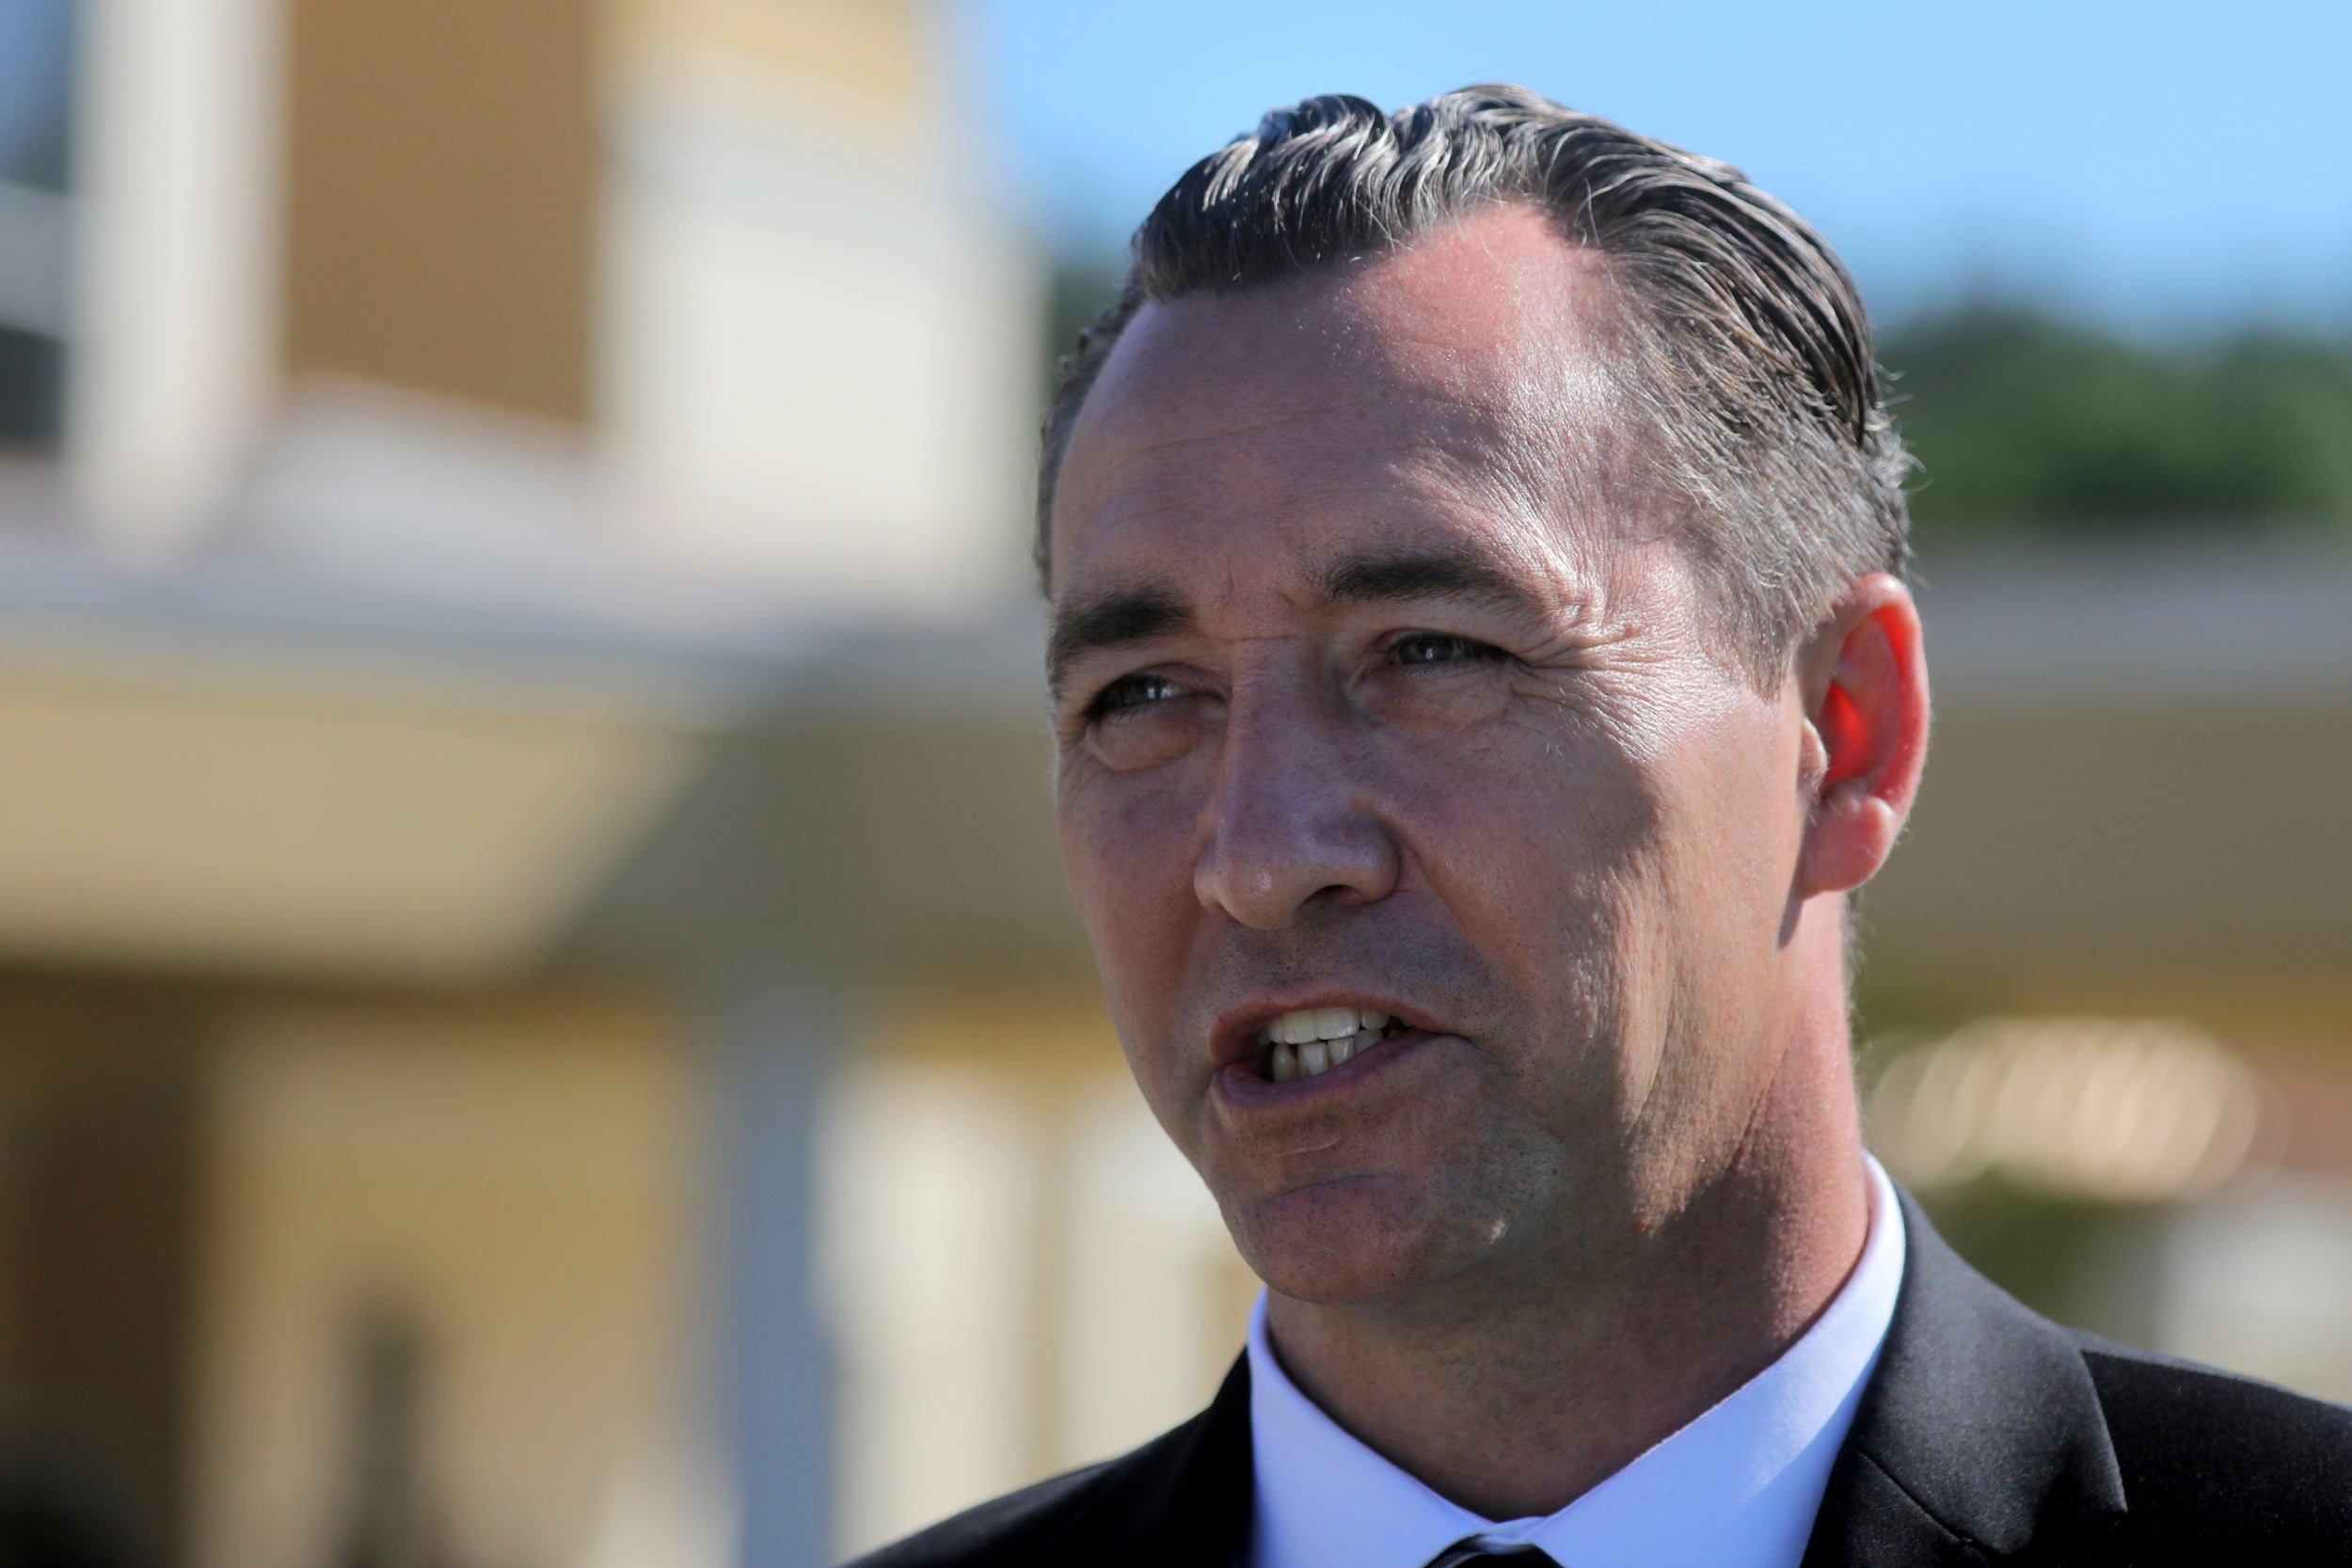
top-left (1193, 676), bottom-right (1401, 929)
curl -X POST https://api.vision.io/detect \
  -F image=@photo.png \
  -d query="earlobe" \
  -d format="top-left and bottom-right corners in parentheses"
top-left (1797, 576), bottom-right (1931, 898)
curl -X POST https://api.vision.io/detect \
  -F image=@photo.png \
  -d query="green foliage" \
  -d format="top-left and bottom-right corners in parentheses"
top-left (1883, 309), bottom-right (2352, 534)
top-left (1042, 261), bottom-right (1127, 393)
top-left (1914, 1179), bottom-right (2159, 1345)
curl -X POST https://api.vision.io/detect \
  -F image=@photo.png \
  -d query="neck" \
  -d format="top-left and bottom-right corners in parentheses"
top-left (1260, 1018), bottom-right (1871, 1520)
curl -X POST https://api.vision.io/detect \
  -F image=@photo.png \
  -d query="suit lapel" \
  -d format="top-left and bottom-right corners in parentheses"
top-left (1803, 1191), bottom-right (2128, 1565)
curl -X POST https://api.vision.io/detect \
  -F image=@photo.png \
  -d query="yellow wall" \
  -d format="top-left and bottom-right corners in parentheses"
top-left (281, 0), bottom-right (600, 421)
top-left (184, 991), bottom-right (708, 1568)
top-left (277, 0), bottom-right (939, 424)
top-left (606, 0), bottom-right (934, 119)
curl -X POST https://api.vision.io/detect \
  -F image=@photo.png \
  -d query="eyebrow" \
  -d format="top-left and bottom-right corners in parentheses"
top-left (1047, 584), bottom-right (1192, 695)
top-left (1319, 545), bottom-right (1540, 615)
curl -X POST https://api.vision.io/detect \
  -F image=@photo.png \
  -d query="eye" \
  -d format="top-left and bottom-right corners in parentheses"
top-left (1389, 631), bottom-right (1502, 668)
top-left (1092, 671), bottom-right (1186, 715)
top-left (1077, 669), bottom-right (1213, 771)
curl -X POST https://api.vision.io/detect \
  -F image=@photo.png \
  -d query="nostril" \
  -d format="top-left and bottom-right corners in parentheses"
top-left (1193, 808), bottom-right (1403, 929)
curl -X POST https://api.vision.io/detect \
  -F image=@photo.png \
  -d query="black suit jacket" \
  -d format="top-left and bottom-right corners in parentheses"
top-left (850, 1193), bottom-right (2352, 1566)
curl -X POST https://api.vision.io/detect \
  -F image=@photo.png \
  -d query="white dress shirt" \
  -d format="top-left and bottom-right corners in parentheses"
top-left (1246, 1157), bottom-right (1907, 1568)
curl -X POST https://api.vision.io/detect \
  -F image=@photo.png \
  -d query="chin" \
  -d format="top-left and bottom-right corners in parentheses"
top-left (1229, 1171), bottom-right (1488, 1308)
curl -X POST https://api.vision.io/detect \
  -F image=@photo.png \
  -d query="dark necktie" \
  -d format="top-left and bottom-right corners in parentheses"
top-left (1422, 1542), bottom-right (1559, 1567)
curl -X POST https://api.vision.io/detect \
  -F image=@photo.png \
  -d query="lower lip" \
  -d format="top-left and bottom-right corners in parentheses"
top-left (1215, 1029), bottom-right (1436, 1103)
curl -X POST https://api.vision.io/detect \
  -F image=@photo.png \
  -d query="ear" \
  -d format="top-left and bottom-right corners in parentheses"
top-left (1795, 574), bottom-right (1931, 897)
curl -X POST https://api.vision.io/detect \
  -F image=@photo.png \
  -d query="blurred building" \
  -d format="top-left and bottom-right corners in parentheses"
top-left (1, 6), bottom-right (2349, 1568)
top-left (0, 2), bottom-right (1215, 1566)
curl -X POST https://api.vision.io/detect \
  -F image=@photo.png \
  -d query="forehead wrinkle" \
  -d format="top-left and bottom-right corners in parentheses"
top-left (1072, 392), bottom-right (1431, 518)
top-left (1054, 399), bottom-right (1413, 574)
top-left (1070, 409), bottom-right (1513, 577)
top-left (1108, 392), bottom-right (1369, 459)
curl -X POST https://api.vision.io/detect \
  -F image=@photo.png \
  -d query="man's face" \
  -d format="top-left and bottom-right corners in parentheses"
top-left (1047, 208), bottom-right (1821, 1311)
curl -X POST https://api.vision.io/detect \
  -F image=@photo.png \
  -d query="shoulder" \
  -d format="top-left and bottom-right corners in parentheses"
top-left (1834, 1193), bottom-right (2352, 1562)
top-left (2074, 1335), bottom-right (2352, 1548)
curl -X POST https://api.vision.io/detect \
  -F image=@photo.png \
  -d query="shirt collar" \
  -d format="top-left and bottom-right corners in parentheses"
top-left (1246, 1157), bottom-right (1908, 1568)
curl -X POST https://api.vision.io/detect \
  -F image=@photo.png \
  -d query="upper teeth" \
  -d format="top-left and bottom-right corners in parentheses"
top-left (1266, 1006), bottom-right (1389, 1045)
top-left (1262, 1006), bottom-right (1393, 1082)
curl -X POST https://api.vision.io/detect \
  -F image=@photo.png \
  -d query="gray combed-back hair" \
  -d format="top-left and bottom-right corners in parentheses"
top-left (1036, 85), bottom-right (1912, 689)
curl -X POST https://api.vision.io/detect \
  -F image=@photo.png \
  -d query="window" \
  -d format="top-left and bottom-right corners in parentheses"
top-left (0, 0), bottom-right (74, 449)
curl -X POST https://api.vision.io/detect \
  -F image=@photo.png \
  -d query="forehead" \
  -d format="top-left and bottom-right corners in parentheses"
top-left (1049, 206), bottom-right (1645, 596)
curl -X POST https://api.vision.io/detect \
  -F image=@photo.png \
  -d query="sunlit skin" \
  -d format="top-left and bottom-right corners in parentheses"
top-left (1047, 207), bottom-right (1930, 1519)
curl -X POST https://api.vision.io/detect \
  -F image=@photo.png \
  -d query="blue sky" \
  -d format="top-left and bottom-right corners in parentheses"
top-left (955, 0), bottom-right (2352, 331)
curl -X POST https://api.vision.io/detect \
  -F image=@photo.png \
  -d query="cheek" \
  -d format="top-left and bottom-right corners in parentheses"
top-left (1385, 712), bottom-right (1665, 926)
top-left (1658, 706), bottom-right (1808, 935)
top-left (1057, 777), bottom-right (1206, 1148)
top-left (1381, 721), bottom-right (1641, 1038)
top-left (1056, 761), bottom-right (1208, 994)
top-left (1376, 711), bottom-right (1673, 1093)
top-left (1623, 706), bottom-right (1812, 1139)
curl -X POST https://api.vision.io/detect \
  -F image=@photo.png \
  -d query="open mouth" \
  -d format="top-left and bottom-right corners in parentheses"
top-left (1256, 1006), bottom-right (1413, 1083)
